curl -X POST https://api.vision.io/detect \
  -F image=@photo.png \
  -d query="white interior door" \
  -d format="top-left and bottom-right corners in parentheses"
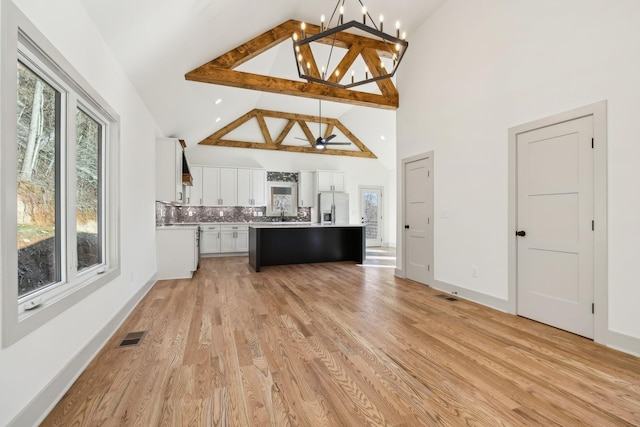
top-left (404, 156), bottom-right (433, 284)
top-left (359, 187), bottom-right (383, 247)
top-left (517, 116), bottom-right (594, 338)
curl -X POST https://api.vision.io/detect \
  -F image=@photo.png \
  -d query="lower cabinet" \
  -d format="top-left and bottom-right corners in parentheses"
top-left (200, 224), bottom-right (221, 254)
top-left (221, 225), bottom-right (249, 253)
top-left (156, 227), bottom-right (198, 279)
top-left (201, 224), bottom-right (248, 254)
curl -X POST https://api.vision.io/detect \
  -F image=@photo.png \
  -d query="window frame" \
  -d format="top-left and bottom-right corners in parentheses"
top-left (1, 3), bottom-right (121, 347)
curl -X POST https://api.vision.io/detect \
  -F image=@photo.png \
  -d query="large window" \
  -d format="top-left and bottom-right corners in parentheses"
top-left (2, 5), bottom-right (120, 347)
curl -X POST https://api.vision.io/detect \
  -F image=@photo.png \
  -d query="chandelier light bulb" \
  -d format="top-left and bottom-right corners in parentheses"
top-left (351, 70), bottom-right (355, 83)
top-left (301, 22), bottom-right (306, 38)
top-left (321, 14), bottom-right (325, 31)
top-left (402, 31), bottom-right (407, 40)
top-left (380, 14), bottom-right (384, 32)
top-left (298, 53), bottom-right (302, 62)
top-left (362, 6), bottom-right (367, 24)
top-left (339, 6), bottom-right (344, 24)
top-left (293, 33), bottom-right (298, 41)
top-left (396, 20), bottom-right (400, 38)
top-left (365, 66), bottom-right (369, 79)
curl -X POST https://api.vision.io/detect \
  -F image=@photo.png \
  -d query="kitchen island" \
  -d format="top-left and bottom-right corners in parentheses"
top-left (248, 223), bottom-right (365, 272)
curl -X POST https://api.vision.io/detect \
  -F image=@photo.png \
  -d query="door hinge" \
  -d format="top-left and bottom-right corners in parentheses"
top-left (428, 265), bottom-right (430, 272)
top-left (592, 303), bottom-right (595, 314)
top-left (428, 217), bottom-right (430, 224)
top-left (592, 220), bottom-right (594, 231)
top-left (428, 170), bottom-right (430, 177)
top-left (591, 138), bottom-right (594, 149)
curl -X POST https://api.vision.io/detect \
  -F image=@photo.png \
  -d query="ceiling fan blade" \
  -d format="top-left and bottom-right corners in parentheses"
top-left (294, 136), bottom-right (311, 142)
top-left (324, 134), bottom-right (337, 142)
top-left (325, 142), bottom-right (352, 145)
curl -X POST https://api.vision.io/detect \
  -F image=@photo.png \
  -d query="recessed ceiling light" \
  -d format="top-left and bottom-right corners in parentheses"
top-left (215, 98), bottom-right (222, 105)
top-left (215, 117), bottom-right (221, 122)
top-left (380, 135), bottom-right (386, 141)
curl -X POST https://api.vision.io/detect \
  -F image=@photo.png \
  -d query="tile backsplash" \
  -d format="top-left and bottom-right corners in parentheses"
top-left (156, 171), bottom-right (312, 225)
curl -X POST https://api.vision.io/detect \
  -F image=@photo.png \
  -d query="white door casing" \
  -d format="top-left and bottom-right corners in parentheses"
top-left (516, 116), bottom-right (594, 338)
top-left (403, 154), bottom-right (434, 285)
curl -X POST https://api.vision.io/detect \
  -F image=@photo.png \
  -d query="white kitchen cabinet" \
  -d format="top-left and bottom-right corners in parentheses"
top-left (237, 168), bottom-right (266, 206)
top-left (200, 224), bottom-right (221, 254)
top-left (202, 167), bottom-right (237, 206)
top-left (220, 225), bottom-right (248, 253)
top-left (298, 171), bottom-right (315, 207)
top-left (186, 165), bottom-right (203, 205)
top-left (156, 227), bottom-right (198, 279)
top-left (317, 170), bottom-right (345, 192)
top-left (156, 138), bottom-right (184, 203)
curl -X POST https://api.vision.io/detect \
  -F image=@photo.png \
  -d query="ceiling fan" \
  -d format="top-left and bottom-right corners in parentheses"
top-left (295, 100), bottom-right (352, 150)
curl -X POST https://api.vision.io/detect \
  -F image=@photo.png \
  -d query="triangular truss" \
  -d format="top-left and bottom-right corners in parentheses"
top-left (185, 20), bottom-right (399, 109)
top-left (198, 109), bottom-right (377, 158)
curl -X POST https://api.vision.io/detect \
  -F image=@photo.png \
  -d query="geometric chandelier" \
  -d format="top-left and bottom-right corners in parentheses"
top-left (292, 0), bottom-right (408, 90)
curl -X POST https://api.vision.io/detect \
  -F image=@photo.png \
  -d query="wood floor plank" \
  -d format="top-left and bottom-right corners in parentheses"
top-left (42, 256), bottom-right (640, 426)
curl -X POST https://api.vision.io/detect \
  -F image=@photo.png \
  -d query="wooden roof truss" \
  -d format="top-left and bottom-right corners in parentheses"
top-left (198, 109), bottom-right (377, 158)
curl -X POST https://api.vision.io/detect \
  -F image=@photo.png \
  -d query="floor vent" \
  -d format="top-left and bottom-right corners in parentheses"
top-left (117, 331), bottom-right (146, 348)
top-left (436, 294), bottom-right (459, 302)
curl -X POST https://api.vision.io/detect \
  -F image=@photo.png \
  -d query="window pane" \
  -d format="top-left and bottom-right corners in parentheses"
top-left (17, 61), bottom-right (61, 297)
top-left (76, 109), bottom-right (102, 272)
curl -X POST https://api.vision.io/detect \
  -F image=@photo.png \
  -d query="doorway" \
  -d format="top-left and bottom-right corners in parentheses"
top-left (359, 186), bottom-right (383, 247)
top-left (402, 152), bottom-right (434, 285)
top-left (508, 101), bottom-right (608, 342)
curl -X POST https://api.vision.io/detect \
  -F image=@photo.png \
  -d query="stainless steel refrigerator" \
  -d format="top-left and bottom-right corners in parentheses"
top-left (318, 192), bottom-right (350, 225)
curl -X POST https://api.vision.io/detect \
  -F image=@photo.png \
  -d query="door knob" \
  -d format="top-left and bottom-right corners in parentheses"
top-left (405, 225), bottom-right (410, 229)
top-left (515, 230), bottom-right (526, 237)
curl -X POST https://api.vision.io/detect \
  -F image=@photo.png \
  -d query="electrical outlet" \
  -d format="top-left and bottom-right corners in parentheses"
top-left (257, 212), bottom-right (263, 217)
top-left (188, 211), bottom-right (193, 216)
top-left (219, 211), bottom-right (224, 217)
top-left (472, 265), bottom-right (478, 277)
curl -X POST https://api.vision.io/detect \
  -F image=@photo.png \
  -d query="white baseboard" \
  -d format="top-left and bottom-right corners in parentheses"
top-left (431, 279), bottom-right (509, 313)
top-left (9, 274), bottom-right (157, 427)
top-left (606, 330), bottom-right (640, 357)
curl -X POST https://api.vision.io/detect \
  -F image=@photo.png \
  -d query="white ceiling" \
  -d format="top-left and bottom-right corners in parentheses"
top-left (79, 0), bottom-right (445, 159)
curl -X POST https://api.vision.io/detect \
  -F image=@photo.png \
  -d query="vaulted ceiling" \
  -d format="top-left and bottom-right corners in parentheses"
top-left (79, 0), bottom-right (445, 167)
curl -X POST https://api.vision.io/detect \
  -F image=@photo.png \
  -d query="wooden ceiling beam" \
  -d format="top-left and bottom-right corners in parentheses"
top-left (298, 120), bottom-right (317, 146)
top-left (360, 48), bottom-right (398, 99)
top-left (204, 140), bottom-right (376, 158)
top-left (274, 120), bottom-right (296, 145)
top-left (186, 67), bottom-right (397, 109)
top-left (327, 45), bottom-right (363, 84)
top-left (255, 113), bottom-right (273, 145)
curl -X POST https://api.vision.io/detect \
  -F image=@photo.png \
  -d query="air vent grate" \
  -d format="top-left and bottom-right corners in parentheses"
top-left (436, 294), bottom-right (458, 302)
top-left (117, 331), bottom-right (146, 348)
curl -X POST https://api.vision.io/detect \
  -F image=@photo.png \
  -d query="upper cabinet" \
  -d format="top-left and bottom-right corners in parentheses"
top-left (298, 171), bottom-right (315, 207)
top-left (202, 167), bottom-right (237, 206)
top-left (237, 168), bottom-right (266, 206)
top-left (185, 165), bottom-right (203, 205)
top-left (317, 170), bottom-right (346, 192)
top-left (156, 137), bottom-right (184, 203)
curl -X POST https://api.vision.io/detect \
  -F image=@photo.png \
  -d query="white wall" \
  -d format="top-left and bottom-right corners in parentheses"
top-left (187, 144), bottom-right (397, 246)
top-left (0, 1), bottom-right (159, 425)
top-left (397, 0), bottom-right (640, 346)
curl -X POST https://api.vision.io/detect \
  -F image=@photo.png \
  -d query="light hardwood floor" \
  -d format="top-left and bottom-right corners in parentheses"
top-left (43, 257), bottom-right (640, 426)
